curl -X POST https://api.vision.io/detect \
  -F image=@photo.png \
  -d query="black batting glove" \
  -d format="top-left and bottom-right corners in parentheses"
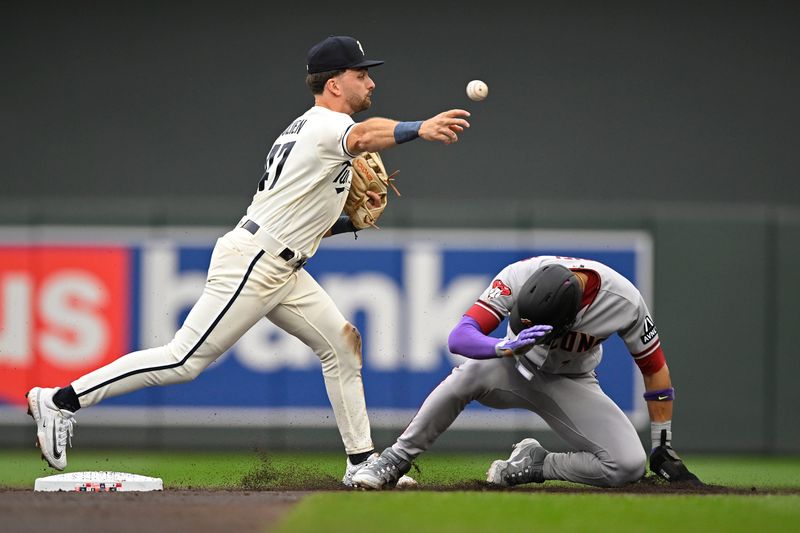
top-left (649, 429), bottom-right (702, 484)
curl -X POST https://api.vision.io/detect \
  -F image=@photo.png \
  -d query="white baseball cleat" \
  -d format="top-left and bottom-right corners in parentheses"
top-left (342, 452), bottom-right (380, 488)
top-left (26, 387), bottom-right (77, 471)
top-left (351, 448), bottom-right (413, 490)
top-left (486, 438), bottom-right (549, 487)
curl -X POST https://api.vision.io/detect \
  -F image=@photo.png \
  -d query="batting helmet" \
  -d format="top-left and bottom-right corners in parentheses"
top-left (509, 264), bottom-right (583, 341)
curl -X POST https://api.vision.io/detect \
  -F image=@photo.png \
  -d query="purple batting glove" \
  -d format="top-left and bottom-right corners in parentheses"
top-left (495, 325), bottom-right (553, 356)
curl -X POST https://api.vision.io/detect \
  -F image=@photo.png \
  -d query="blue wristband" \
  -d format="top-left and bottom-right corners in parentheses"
top-left (394, 121), bottom-right (422, 144)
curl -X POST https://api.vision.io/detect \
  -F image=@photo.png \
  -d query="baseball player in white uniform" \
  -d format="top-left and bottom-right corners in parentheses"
top-left (25, 35), bottom-right (470, 486)
top-left (353, 256), bottom-right (700, 489)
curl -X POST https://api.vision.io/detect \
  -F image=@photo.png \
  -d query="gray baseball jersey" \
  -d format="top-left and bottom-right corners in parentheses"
top-left (70, 106), bottom-right (374, 455)
top-left (468, 255), bottom-right (664, 375)
top-left (390, 256), bottom-right (664, 487)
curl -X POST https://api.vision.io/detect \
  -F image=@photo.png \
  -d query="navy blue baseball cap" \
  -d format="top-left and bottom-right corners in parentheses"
top-left (307, 36), bottom-right (384, 74)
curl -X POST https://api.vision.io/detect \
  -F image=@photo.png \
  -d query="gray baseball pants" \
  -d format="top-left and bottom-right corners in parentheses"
top-left (391, 357), bottom-right (646, 487)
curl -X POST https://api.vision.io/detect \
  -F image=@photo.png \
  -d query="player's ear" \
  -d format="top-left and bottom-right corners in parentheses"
top-left (326, 76), bottom-right (342, 96)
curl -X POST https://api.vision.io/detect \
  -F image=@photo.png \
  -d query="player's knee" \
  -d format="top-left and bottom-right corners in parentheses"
top-left (318, 322), bottom-right (363, 376)
top-left (161, 344), bottom-right (205, 383)
top-left (332, 322), bottom-right (362, 368)
top-left (605, 450), bottom-right (647, 487)
top-left (179, 361), bottom-right (206, 381)
top-left (342, 322), bottom-right (362, 357)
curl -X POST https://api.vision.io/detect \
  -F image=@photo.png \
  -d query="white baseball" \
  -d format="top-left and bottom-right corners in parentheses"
top-left (466, 79), bottom-right (488, 101)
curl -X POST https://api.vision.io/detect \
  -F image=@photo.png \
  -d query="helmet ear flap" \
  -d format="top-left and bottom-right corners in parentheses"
top-left (509, 302), bottom-right (524, 335)
top-left (510, 264), bottom-right (582, 338)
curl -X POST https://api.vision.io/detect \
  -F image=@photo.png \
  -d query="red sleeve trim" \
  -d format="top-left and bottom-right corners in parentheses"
top-left (634, 345), bottom-right (666, 375)
top-left (632, 340), bottom-right (661, 359)
top-left (571, 268), bottom-right (601, 310)
top-left (465, 301), bottom-right (502, 334)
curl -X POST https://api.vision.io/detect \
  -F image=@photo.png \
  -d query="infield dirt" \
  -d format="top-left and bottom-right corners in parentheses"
top-left (2, 479), bottom-right (798, 533)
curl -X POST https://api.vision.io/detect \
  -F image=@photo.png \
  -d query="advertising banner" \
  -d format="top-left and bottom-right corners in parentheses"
top-left (0, 227), bottom-right (652, 431)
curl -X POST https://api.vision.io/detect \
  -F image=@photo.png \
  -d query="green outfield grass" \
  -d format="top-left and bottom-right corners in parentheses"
top-left (2, 450), bottom-right (799, 532)
top-left (2, 449), bottom-right (800, 489)
top-left (279, 492), bottom-right (800, 533)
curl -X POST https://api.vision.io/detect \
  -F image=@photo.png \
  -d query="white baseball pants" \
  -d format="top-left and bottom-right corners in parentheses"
top-left (71, 226), bottom-right (373, 454)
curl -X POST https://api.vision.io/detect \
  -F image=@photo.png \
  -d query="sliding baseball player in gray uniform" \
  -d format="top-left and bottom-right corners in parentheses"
top-left (25, 35), bottom-right (470, 486)
top-left (354, 256), bottom-right (699, 489)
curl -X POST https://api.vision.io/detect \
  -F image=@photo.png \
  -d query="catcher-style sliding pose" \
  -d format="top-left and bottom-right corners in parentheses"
top-left (25, 35), bottom-right (469, 488)
top-left (354, 257), bottom-right (701, 489)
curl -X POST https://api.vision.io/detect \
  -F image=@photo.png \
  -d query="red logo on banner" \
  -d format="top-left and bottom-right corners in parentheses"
top-left (0, 246), bottom-right (130, 405)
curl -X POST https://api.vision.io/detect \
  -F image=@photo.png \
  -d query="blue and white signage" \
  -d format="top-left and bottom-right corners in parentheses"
top-left (0, 227), bottom-right (652, 431)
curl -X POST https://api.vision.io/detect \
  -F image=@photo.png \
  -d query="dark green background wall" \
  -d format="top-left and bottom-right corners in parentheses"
top-left (2, 1), bottom-right (798, 453)
top-left (5, 1), bottom-right (799, 204)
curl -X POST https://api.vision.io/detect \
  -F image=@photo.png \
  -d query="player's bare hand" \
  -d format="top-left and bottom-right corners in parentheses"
top-left (420, 109), bottom-right (471, 144)
top-left (366, 190), bottom-right (383, 209)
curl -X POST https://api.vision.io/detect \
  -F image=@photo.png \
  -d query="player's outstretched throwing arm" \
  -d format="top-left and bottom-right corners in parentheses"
top-left (346, 109), bottom-right (471, 153)
top-left (324, 110), bottom-right (470, 239)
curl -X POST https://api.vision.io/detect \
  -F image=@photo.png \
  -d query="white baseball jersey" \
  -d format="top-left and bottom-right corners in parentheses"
top-left (246, 106), bottom-right (357, 257)
top-left (68, 104), bottom-right (375, 457)
top-left (466, 256), bottom-right (663, 375)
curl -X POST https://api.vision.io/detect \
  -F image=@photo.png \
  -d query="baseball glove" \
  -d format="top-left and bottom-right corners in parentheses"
top-left (345, 152), bottom-right (400, 229)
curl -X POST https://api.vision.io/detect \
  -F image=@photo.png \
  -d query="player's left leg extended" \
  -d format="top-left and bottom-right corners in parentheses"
top-left (71, 230), bottom-right (292, 407)
top-left (29, 229), bottom-right (294, 470)
top-left (266, 269), bottom-right (372, 455)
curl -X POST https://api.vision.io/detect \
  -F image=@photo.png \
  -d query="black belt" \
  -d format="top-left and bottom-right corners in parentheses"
top-left (240, 219), bottom-right (306, 267)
